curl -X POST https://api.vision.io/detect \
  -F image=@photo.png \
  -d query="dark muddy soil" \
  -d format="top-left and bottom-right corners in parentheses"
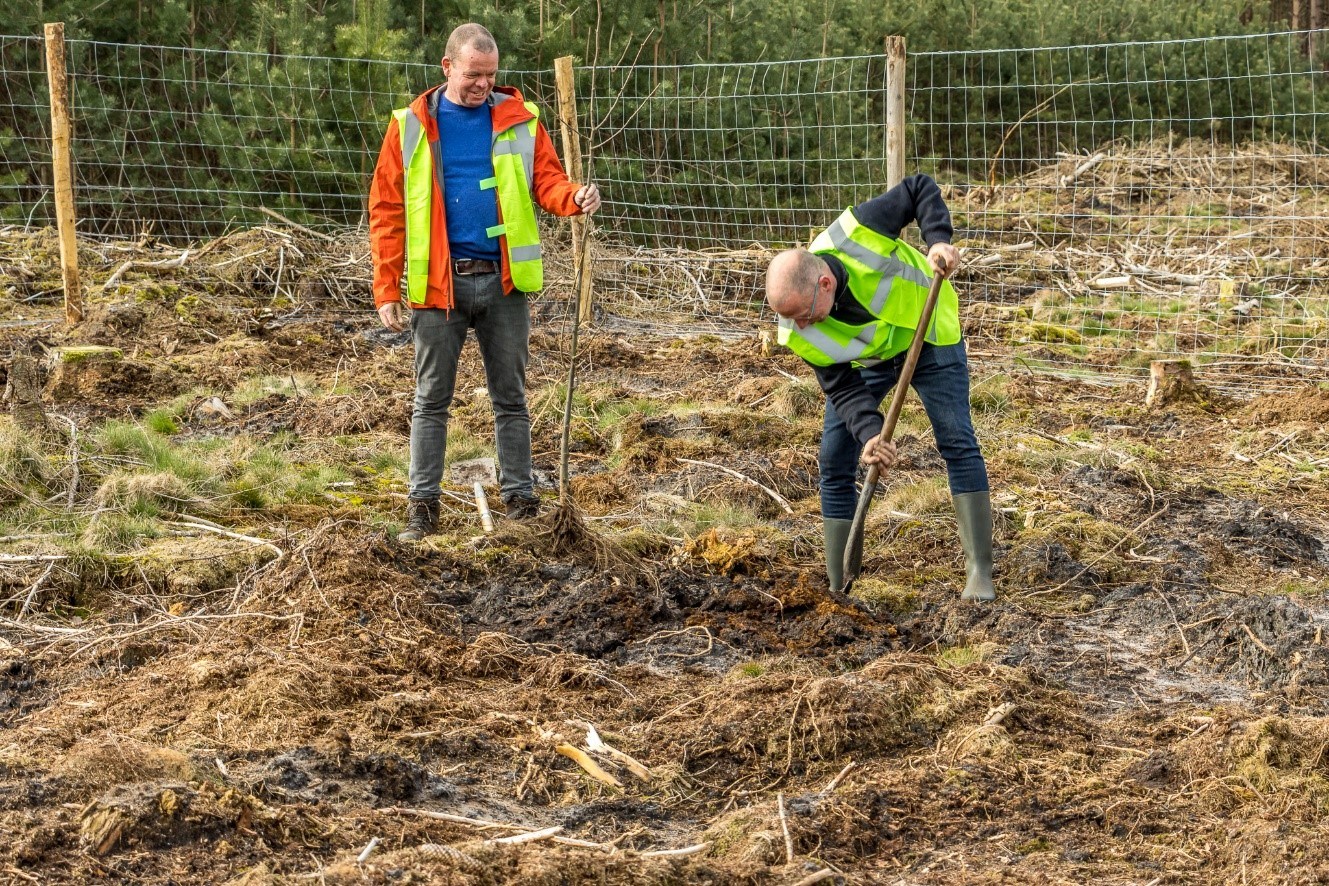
top-left (2, 228), bottom-right (1328, 884)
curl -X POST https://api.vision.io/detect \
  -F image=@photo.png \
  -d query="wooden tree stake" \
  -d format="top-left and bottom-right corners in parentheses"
top-left (885, 36), bottom-right (906, 190)
top-left (44, 22), bottom-right (82, 325)
top-left (554, 55), bottom-right (593, 324)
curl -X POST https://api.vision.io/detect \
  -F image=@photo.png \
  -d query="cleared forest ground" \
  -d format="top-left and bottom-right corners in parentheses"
top-left (1, 221), bottom-right (1328, 885)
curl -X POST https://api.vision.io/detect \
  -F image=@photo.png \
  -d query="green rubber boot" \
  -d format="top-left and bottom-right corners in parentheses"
top-left (953, 491), bottom-right (996, 602)
top-left (823, 517), bottom-right (854, 593)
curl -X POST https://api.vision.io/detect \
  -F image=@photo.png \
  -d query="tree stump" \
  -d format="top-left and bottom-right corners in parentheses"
top-left (1145, 359), bottom-right (1200, 408)
top-left (4, 346), bottom-right (49, 433)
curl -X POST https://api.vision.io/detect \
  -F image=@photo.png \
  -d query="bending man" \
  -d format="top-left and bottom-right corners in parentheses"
top-left (369, 23), bottom-right (600, 542)
top-left (764, 174), bottom-right (994, 601)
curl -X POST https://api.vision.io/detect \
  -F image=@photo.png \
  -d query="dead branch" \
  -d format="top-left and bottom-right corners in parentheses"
top-left (168, 517), bottom-right (283, 562)
top-left (639, 843), bottom-right (710, 858)
top-left (675, 457), bottom-right (793, 514)
top-left (356, 837), bottom-right (381, 863)
top-left (1240, 622), bottom-right (1276, 657)
top-left (255, 206), bottom-right (337, 242)
top-left (1021, 504), bottom-right (1170, 598)
top-left (790, 871), bottom-right (836, 886)
top-left (777, 791), bottom-right (794, 864)
top-left (1059, 150), bottom-right (1108, 186)
top-left (487, 826), bottom-right (564, 845)
top-left (102, 248), bottom-right (192, 291)
top-left (820, 760), bottom-right (856, 795)
top-left (556, 743), bottom-right (622, 787)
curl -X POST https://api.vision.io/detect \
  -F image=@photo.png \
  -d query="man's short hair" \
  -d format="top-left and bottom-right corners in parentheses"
top-left (766, 248), bottom-right (823, 314)
top-left (446, 23), bottom-right (497, 59)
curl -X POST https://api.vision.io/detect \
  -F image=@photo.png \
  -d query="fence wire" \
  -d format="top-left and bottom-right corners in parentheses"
top-left (0, 36), bottom-right (52, 229)
top-left (906, 31), bottom-right (1329, 388)
top-left (3, 29), bottom-right (1328, 390)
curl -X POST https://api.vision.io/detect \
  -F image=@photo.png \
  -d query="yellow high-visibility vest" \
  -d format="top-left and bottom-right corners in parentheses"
top-left (392, 92), bottom-right (544, 304)
top-left (778, 207), bottom-right (962, 366)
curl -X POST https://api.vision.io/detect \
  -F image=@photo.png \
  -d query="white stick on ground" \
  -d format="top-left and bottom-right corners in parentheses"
top-left (820, 760), bottom-right (856, 795)
top-left (778, 792), bottom-right (794, 864)
top-left (639, 843), bottom-right (710, 859)
top-left (356, 837), bottom-right (381, 863)
top-left (487, 826), bottom-right (564, 845)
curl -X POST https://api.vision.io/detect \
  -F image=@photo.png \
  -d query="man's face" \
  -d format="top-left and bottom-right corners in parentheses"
top-left (442, 45), bottom-right (499, 108)
top-left (784, 274), bottom-right (832, 329)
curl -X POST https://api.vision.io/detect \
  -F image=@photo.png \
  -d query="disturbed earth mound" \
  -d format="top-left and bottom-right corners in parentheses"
top-left (1, 227), bottom-right (1329, 884)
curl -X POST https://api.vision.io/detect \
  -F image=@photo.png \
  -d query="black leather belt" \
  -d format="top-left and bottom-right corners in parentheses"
top-left (452, 258), bottom-right (499, 275)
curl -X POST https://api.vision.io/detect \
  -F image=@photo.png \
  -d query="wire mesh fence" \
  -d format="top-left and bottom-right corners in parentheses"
top-left (3, 28), bottom-right (1329, 390)
top-left (0, 35), bottom-right (51, 228)
top-left (907, 32), bottom-right (1329, 389)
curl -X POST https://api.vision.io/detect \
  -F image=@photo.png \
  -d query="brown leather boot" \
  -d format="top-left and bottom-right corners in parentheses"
top-left (397, 497), bottom-right (440, 543)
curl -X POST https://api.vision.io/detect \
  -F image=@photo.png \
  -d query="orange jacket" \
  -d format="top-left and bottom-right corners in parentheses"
top-left (369, 84), bottom-right (584, 310)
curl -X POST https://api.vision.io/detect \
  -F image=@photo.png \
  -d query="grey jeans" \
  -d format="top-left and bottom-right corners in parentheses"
top-left (408, 272), bottom-right (532, 502)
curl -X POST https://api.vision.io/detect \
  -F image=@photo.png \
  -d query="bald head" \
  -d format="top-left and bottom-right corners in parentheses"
top-left (766, 248), bottom-right (829, 319)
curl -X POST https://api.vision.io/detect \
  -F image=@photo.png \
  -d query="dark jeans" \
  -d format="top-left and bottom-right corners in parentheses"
top-left (819, 341), bottom-right (989, 520)
top-left (408, 272), bottom-right (532, 501)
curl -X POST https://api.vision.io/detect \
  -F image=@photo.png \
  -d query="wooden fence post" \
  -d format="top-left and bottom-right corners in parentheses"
top-left (44, 22), bottom-right (82, 324)
top-left (553, 55), bottom-right (594, 325)
top-left (885, 35), bottom-right (906, 190)
top-left (1311, 0), bottom-right (1321, 64)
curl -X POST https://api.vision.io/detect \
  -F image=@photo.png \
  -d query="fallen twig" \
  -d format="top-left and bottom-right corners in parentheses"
top-left (487, 826), bottom-right (563, 845)
top-left (578, 722), bottom-right (652, 782)
top-left (556, 742), bottom-right (623, 788)
top-left (820, 760), bottom-right (856, 795)
top-left (1059, 150), bottom-right (1108, 187)
top-left (639, 843), bottom-right (709, 858)
top-left (382, 807), bottom-right (514, 830)
top-left (1021, 504), bottom-right (1169, 598)
top-left (256, 205), bottom-right (337, 242)
top-left (356, 837), bottom-right (381, 863)
top-left (790, 869), bottom-right (836, 886)
top-left (16, 561), bottom-right (56, 619)
top-left (169, 517), bottom-right (283, 562)
top-left (103, 248), bottom-right (192, 290)
top-left (778, 791), bottom-right (794, 864)
top-left (1240, 622), bottom-right (1276, 657)
top-left (676, 457), bottom-right (793, 514)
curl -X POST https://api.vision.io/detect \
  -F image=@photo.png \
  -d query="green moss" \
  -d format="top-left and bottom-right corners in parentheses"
top-left (57, 345), bottom-right (122, 364)
top-left (1022, 322), bottom-right (1083, 344)
top-left (174, 294), bottom-right (201, 320)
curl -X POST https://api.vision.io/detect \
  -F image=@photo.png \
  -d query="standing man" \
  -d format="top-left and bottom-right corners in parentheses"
top-left (764, 174), bottom-right (995, 601)
top-left (370, 23), bottom-right (601, 542)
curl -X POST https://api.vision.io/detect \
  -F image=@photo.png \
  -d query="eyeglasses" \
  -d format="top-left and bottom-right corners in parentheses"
top-left (791, 280), bottom-right (824, 326)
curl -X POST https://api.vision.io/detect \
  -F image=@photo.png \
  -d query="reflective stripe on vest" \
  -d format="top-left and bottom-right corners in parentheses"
top-left (395, 108), bottom-right (433, 305)
top-left (390, 95), bottom-right (546, 302)
top-left (777, 315), bottom-right (892, 367)
top-left (779, 207), bottom-right (962, 365)
top-left (489, 99), bottom-right (544, 291)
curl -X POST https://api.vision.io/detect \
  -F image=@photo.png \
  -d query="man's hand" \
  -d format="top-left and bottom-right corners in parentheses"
top-left (926, 242), bottom-right (960, 277)
top-left (861, 434), bottom-right (899, 469)
top-left (574, 183), bottom-right (601, 214)
top-left (378, 301), bottom-right (407, 332)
